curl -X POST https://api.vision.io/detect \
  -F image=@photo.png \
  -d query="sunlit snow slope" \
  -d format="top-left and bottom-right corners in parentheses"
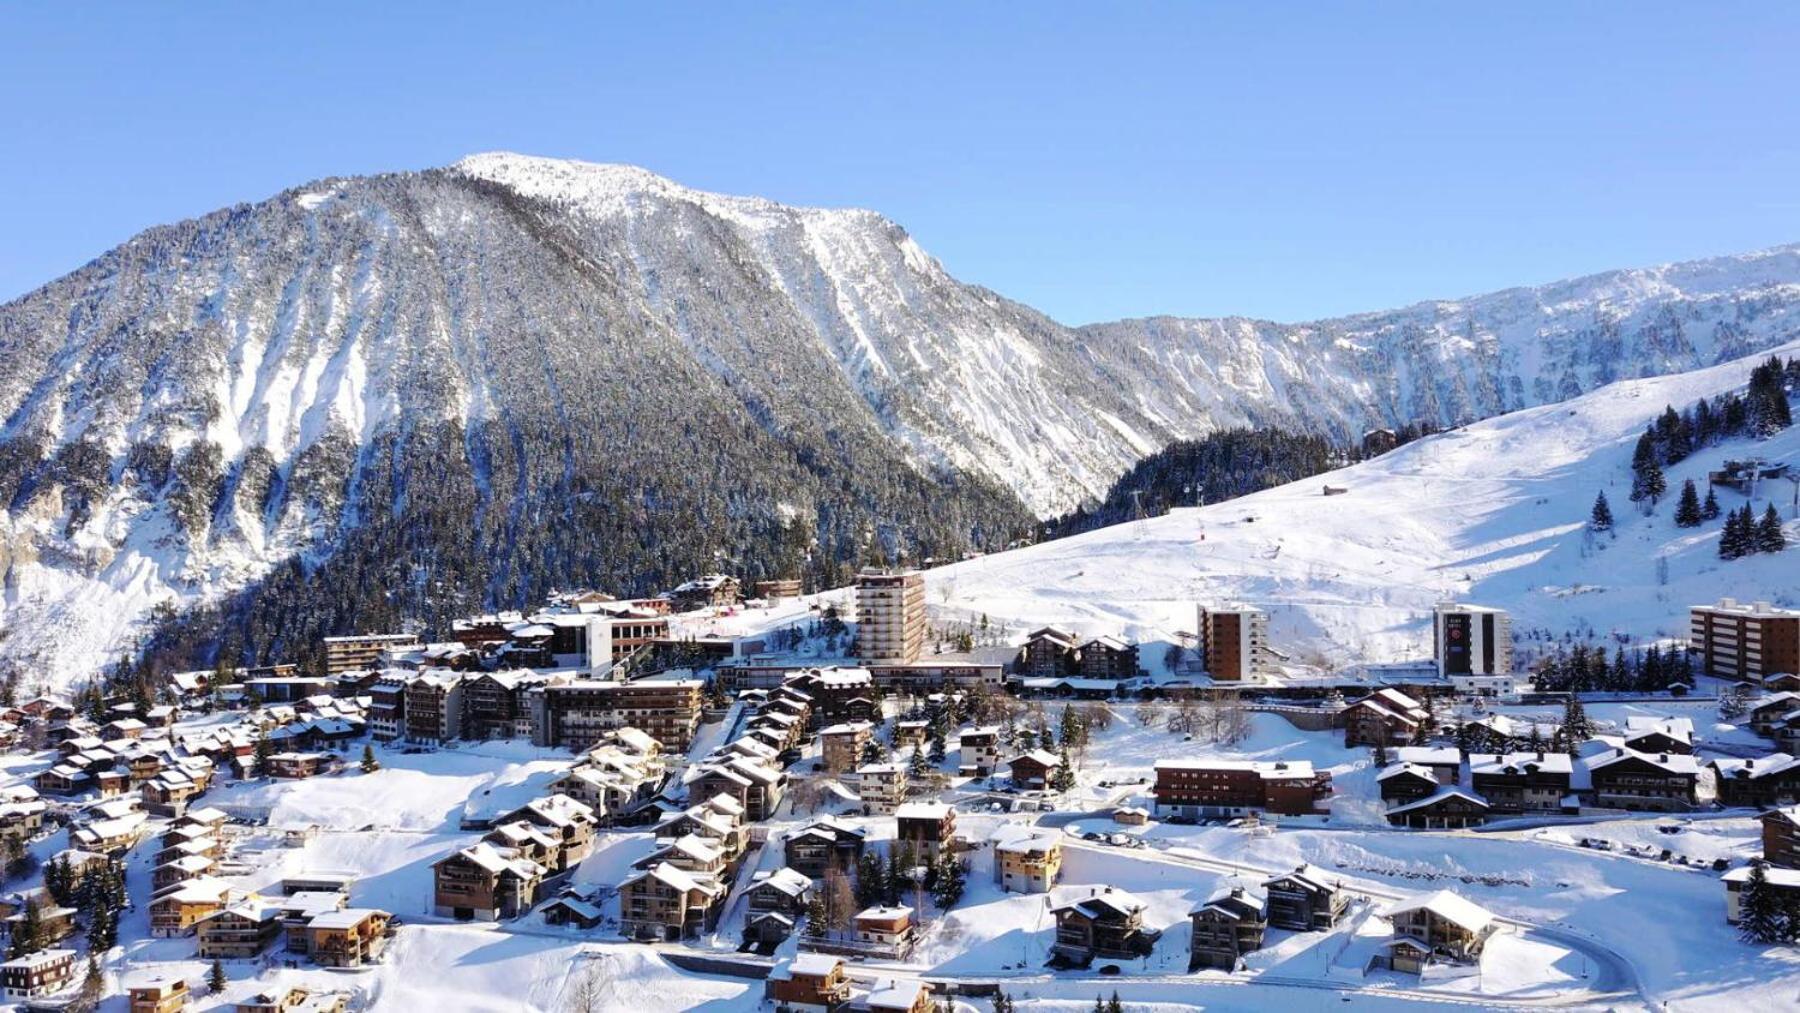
top-left (926, 341), bottom-right (1800, 665)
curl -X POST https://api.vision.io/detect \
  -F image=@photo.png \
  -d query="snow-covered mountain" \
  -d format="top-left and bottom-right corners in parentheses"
top-left (925, 340), bottom-right (1800, 666)
top-left (4, 151), bottom-right (1800, 688)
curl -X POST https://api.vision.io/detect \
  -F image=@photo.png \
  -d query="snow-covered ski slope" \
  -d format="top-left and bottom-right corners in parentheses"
top-left (924, 340), bottom-right (1800, 666)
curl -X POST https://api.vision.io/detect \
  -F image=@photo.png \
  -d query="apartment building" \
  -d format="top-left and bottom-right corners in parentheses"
top-left (195, 899), bottom-right (283, 957)
top-left (1691, 599), bottom-right (1800, 683)
top-left (995, 834), bottom-right (1062, 893)
top-left (1152, 759), bottom-right (1333, 817)
top-left (322, 633), bottom-right (420, 676)
top-left (432, 843), bottom-right (545, 920)
top-left (853, 763), bottom-right (909, 815)
top-left (818, 722), bottom-right (874, 774)
top-left (306, 909), bottom-right (391, 967)
top-left (1433, 603), bottom-right (1512, 678)
top-left (855, 569), bottom-right (926, 664)
top-left (402, 671), bottom-right (464, 745)
top-left (537, 679), bottom-right (704, 751)
top-left (1202, 607), bottom-right (1270, 682)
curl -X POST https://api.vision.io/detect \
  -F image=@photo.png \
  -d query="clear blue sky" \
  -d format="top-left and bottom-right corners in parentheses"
top-left (4, 3), bottom-right (1799, 325)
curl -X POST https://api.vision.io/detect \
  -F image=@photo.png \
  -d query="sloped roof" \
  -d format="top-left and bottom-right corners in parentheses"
top-left (1385, 890), bottom-right (1496, 934)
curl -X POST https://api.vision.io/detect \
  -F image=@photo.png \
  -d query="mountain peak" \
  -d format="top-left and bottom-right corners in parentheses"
top-left (445, 151), bottom-right (871, 227)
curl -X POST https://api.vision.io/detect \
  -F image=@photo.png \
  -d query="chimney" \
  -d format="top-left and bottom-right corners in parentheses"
top-left (1660, 753), bottom-right (1669, 763)
top-left (1536, 750), bottom-right (1544, 761)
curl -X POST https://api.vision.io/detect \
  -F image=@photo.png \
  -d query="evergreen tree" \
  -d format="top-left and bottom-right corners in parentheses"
top-left (859, 737), bottom-right (885, 767)
top-left (360, 744), bottom-right (380, 773)
top-left (86, 900), bottom-right (116, 951)
top-left (854, 851), bottom-right (885, 909)
top-left (1739, 862), bottom-right (1786, 943)
top-left (209, 958), bottom-right (228, 993)
top-left (253, 731), bottom-right (274, 778)
top-left (1721, 506), bottom-right (1752, 560)
top-left (1093, 998), bottom-right (1107, 1013)
top-left (991, 990), bottom-right (1015, 1013)
top-left (927, 729), bottom-right (946, 765)
top-left (1758, 504), bottom-right (1788, 554)
top-left (1372, 741), bottom-right (1390, 768)
top-left (1703, 486), bottom-right (1722, 520)
top-left (931, 852), bottom-right (966, 909)
top-left (1589, 492), bottom-right (1614, 532)
top-left (1107, 992), bottom-right (1125, 1013)
top-left (1562, 697), bottom-right (1592, 752)
top-left (1674, 480), bottom-right (1702, 527)
top-left (8, 898), bottom-right (42, 958)
top-left (1629, 432), bottom-right (1666, 505)
top-left (1051, 743), bottom-right (1077, 793)
top-left (804, 893), bottom-right (828, 938)
top-left (909, 745), bottom-right (931, 779)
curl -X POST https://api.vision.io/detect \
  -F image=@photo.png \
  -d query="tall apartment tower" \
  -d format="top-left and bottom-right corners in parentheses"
top-left (1201, 606), bottom-right (1269, 682)
top-left (856, 569), bottom-right (926, 664)
top-left (1691, 598), bottom-right (1800, 683)
top-left (1433, 603), bottom-right (1512, 677)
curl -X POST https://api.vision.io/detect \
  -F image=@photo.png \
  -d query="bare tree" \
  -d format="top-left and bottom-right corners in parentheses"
top-left (563, 963), bottom-right (604, 1013)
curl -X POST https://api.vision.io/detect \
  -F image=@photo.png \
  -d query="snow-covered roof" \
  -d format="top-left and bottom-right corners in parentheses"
top-left (1377, 762), bottom-right (1438, 783)
top-left (771, 952), bottom-right (843, 980)
top-left (1386, 787), bottom-right (1490, 816)
top-left (895, 801), bottom-right (951, 820)
top-left (1723, 865), bottom-right (1800, 887)
top-left (1393, 746), bottom-right (1460, 766)
top-left (1384, 889), bottom-right (1496, 934)
top-left (307, 908), bottom-right (388, 930)
top-left (1050, 886), bottom-right (1144, 920)
top-left (1587, 747), bottom-right (1700, 775)
top-left (864, 978), bottom-right (926, 1011)
top-left (752, 867), bottom-right (812, 898)
top-left (1011, 749), bottom-right (1061, 768)
top-left (1470, 752), bottom-right (1573, 776)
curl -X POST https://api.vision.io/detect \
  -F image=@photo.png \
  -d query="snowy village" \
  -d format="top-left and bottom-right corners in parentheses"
top-left (12, 7), bottom-right (1800, 1012)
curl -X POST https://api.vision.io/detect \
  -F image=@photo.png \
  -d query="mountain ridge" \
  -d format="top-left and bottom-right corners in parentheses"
top-left (5, 152), bottom-right (1800, 688)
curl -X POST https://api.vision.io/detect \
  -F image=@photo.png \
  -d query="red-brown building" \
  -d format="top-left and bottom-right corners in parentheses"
top-left (1152, 759), bottom-right (1332, 818)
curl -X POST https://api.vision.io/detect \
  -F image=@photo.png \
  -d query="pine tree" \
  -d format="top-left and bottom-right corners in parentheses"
top-left (927, 729), bottom-right (946, 765)
top-left (1630, 432), bottom-right (1666, 505)
top-left (909, 745), bottom-right (930, 779)
top-left (1562, 697), bottom-right (1591, 752)
top-left (992, 990), bottom-right (1015, 1013)
top-left (1093, 998), bottom-right (1107, 1013)
top-left (208, 957), bottom-right (228, 993)
top-left (804, 892), bottom-right (828, 938)
top-left (1758, 504), bottom-right (1787, 554)
top-left (931, 852), bottom-right (966, 909)
top-left (1372, 741), bottom-right (1389, 768)
top-left (1739, 862), bottom-right (1785, 943)
top-left (86, 898), bottom-right (116, 951)
top-left (859, 737), bottom-right (884, 767)
top-left (8, 898), bottom-right (42, 958)
top-left (855, 851), bottom-right (885, 908)
top-left (1703, 486), bottom-right (1722, 520)
top-left (1107, 992), bottom-right (1125, 1013)
top-left (1674, 480), bottom-right (1702, 527)
top-left (1589, 492), bottom-right (1614, 532)
top-left (253, 731), bottom-right (274, 777)
top-left (1721, 506), bottom-right (1751, 560)
top-left (1051, 742), bottom-right (1076, 792)
top-left (360, 744), bottom-right (380, 773)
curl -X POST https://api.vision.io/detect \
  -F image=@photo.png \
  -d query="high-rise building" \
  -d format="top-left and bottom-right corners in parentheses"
top-left (1433, 603), bottom-right (1512, 677)
top-left (855, 569), bottom-right (925, 664)
top-left (1691, 598), bottom-right (1800, 683)
top-left (1202, 607), bottom-right (1269, 682)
